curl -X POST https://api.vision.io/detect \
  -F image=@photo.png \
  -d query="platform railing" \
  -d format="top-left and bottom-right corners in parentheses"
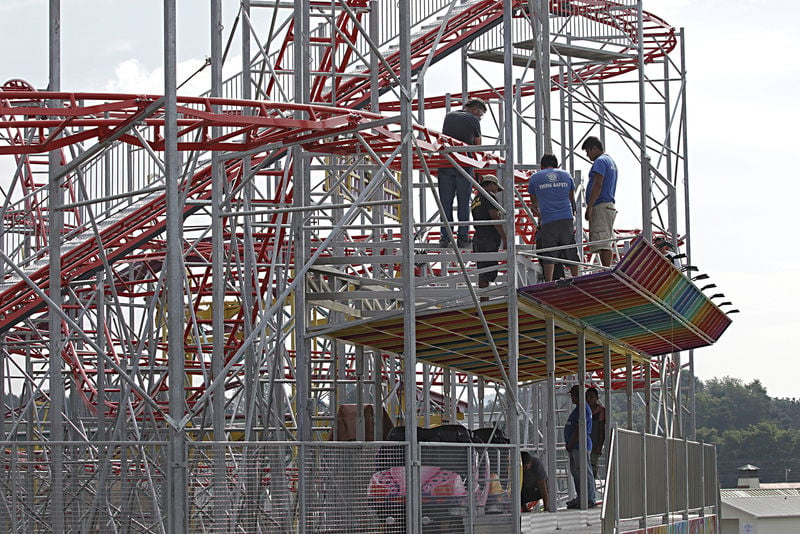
top-left (602, 428), bottom-right (719, 533)
top-left (0, 439), bottom-right (519, 533)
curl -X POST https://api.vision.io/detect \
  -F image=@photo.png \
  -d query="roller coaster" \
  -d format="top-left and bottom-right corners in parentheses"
top-left (0, 1), bottom-right (727, 532)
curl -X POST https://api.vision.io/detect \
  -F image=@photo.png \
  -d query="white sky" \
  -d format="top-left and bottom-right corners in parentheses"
top-left (0, 0), bottom-right (797, 398)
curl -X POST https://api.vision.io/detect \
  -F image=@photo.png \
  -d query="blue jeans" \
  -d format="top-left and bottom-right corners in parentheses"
top-left (568, 448), bottom-right (596, 503)
top-left (437, 167), bottom-right (472, 243)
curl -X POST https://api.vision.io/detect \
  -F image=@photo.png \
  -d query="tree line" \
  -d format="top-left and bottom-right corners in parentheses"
top-left (694, 376), bottom-right (800, 487)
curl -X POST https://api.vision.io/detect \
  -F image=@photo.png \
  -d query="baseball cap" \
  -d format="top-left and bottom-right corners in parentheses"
top-left (480, 174), bottom-right (504, 191)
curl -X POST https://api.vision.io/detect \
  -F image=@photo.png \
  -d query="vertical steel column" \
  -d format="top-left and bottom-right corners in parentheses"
top-left (460, 48), bottom-right (468, 103)
top-left (164, 1), bottom-right (187, 532)
top-left (577, 331), bottom-right (588, 508)
top-left (443, 369), bottom-right (452, 422)
top-left (292, 1), bottom-right (311, 531)
top-left (683, 435), bottom-right (690, 519)
top-left (678, 28), bottom-right (698, 439)
top-left (714, 443), bottom-right (721, 530)
top-left (240, 3), bottom-right (261, 527)
top-left (539, 0), bottom-right (552, 155)
top-left (637, 0), bottom-right (652, 240)
top-left (673, 352), bottom-right (683, 438)
top-left (398, 1), bottom-right (420, 532)
top-left (478, 377), bottom-right (485, 427)
top-left (373, 352), bottom-right (383, 440)
top-left (603, 344), bottom-right (612, 469)
top-left (521, 386), bottom-right (530, 444)
top-left (503, 2), bottom-right (520, 528)
top-left (671, 85), bottom-right (685, 413)
top-left (240, 0), bottom-right (258, 441)
top-left (700, 441), bottom-right (707, 516)
top-left (210, 2), bottom-right (228, 531)
top-left (94, 272), bottom-right (108, 525)
top-left (644, 359), bottom-right (652, 434)
top-left (450, 369), bottom-right (457, 423)
top-left (531, 0), bottom-right (544, 157)
top-left (530, 0), bottom-right (552, 155)
top-left (545, 317), bottom-right (557, 513)
top-left (663, 433), bottom-right (671, 524)
top-left (558, 64), bottom-right (567, 168)
top-left (467, 375), bottom-right (474, 429)
top-left (422, 365), bottom-right (429, 427)
top-left (369, 0), bottom-right (380, 113)
top-left (417, 75), bottom-right (428, 224)
top-left (613, 424), bottom-right (621, 531)
top-left (293, 0), bottom-right (312, 442)
top-left (447, 369), bottom-right (458, 423)
top-left (47, 2), bottom-right (65, 532)
top-left (626, 353), bottom-right (633, 429)
top-left (688, 348), bottom-right (697, 438)
top-left (356, 346), bottom-right (366, 440)
top-left (662, 359), bottom-right (673, 522)
top-left (96, 273), bottom-right (106, 441)
top-left (25, 340), bottom-right (34, 532)
top-left (598, 81), bottom-right (606, 147)
top-left (639, 425), bottom-right (648, 529)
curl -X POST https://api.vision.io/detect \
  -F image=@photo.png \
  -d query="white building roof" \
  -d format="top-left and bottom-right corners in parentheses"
top-left (721, 495), bottom-right (800, 518)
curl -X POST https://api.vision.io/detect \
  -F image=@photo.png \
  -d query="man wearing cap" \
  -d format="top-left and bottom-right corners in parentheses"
top-left (564, 384), bottom-right (596, 508)
top-left (438, 98), bottom-right (487, 248)
top-left (470, 174), bottom-right (507, 300)
top-left (528, 154), bottom-right (580, 281)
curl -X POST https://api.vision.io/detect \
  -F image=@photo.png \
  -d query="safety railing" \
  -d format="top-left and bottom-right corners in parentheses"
top-left (0, 439), bottom-right (517, 533)
top-left (603, 428), bottom-right (719, 533)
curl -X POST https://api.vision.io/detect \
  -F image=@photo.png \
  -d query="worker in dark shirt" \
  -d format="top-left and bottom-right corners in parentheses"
top-left (586, 386), bottom-right (606, 478)
top-left (521, 451), bottom-right (550, 512)
top-left (438, 98), bottom-right (486, 248)
top-left (470, 174), bottom-right (507, 300)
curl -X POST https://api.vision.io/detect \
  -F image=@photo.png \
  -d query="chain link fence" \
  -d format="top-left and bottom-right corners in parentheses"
top-left (1, 440), bottom-right (517, 533)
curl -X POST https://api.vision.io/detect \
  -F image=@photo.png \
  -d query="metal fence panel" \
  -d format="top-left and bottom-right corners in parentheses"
top-left (602, 430), bottom-right (719, 533)
top-left (1, 440), bottom-right (520, 533)
top-left (645, 433), bottom-right (668, 516)
top-left (0, 442), bottom-right (168, 534)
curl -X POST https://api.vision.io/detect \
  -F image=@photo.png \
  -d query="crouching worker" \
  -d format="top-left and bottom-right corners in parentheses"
top-left (521, 451), bottom-right (550, 512)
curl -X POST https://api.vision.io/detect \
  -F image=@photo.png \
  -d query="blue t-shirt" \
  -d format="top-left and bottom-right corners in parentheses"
top-left (586, 153), bottom-right (618, 205)
top-left (528, 168), bottom-right (575, 225)
top-left (564, 402), bottom-right (593, 451)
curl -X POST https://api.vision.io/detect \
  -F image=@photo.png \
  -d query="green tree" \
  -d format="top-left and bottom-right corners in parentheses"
top-left (695, 377), bottom-right (800, 486)
top-left (695, 377), bottom-right (771, 432)
top-left (769, 396), bottom-right (800, 431)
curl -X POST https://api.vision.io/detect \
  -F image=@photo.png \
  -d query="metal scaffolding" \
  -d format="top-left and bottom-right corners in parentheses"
top-left (0, 0), bottom-right (725, 532)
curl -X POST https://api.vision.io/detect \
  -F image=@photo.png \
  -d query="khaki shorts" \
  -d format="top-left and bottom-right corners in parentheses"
top-left (588, 202), bottom-right (617, 252)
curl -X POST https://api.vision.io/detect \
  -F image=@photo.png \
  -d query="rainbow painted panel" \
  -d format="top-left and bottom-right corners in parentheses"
top-left (518, 237), bottom-right (732, 356)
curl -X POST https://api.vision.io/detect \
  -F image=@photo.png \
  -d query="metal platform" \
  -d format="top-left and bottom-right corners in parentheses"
top-left (317, 238), bottom-right (731, 382)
